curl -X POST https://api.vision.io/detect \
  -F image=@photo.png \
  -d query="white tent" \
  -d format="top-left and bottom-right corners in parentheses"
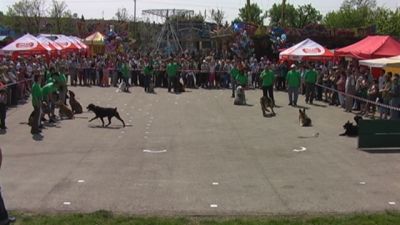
top-left (1, 33), bottom-right (51, 57)
top-left (279, 38), bottom-right (334, 61)
top-left (359, 56), bottom-right (400, 68)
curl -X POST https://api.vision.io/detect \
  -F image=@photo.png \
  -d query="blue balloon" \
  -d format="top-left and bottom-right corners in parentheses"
top-left (281, 34), bottom-right (287, 41)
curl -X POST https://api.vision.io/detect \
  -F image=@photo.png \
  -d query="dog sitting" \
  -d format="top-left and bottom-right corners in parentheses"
top-left (260, 96), bottom-right (275, 117)
top-left (87, 103), bottom-right (125, 127)
top-left (116, 81), bottom-right (128, 93)
top-left (340, 116), bottom-right (363, 137)
top-left (57, 101), bottom-right (74, 119)
top-left (234, 86), bottom-right (246, 105)
top-left (68, 90), bottom-right (83, 114)
top-left (299, 108), bottom-right (312, 127)
top-left (176, 77), bottom-right (185, 93)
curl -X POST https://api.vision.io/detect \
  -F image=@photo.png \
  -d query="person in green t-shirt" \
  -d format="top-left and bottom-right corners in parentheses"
top-left (31, 75), bottom-right (43, 134)
top-left (286, 64), bottom-right (301, 106)
top-left (143, 59), bottom-right (153, 93)
top-left (230, 60), bottom-right (239, 98)
top-left (304, 65), bottom-right (318, 104)
top-left (166, 58), bottom-right (179, 93)
top-left (260, 64), bottom-right (276, 104)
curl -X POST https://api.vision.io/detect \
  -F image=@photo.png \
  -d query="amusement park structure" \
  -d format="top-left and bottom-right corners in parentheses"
top-left (142, 9), bottom-right (194, 55)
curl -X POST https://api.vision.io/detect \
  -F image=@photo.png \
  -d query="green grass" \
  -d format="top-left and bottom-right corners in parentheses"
top-left (12, 210), bottom-right (400, 225)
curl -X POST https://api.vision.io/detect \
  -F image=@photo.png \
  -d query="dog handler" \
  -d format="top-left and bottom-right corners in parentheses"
top-left (286, 64), bottom-right (301, 106)
top-left (260, 64), bottom-right (275, 105)
top-left (31, 75), bottom-right (43, 134)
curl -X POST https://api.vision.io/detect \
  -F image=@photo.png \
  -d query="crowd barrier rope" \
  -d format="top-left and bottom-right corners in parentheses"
top-left (315, 83), bottom-right (400, 112)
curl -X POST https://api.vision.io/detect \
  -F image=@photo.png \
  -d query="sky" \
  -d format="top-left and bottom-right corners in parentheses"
top-left (1, 0), bottom-right (399, 23)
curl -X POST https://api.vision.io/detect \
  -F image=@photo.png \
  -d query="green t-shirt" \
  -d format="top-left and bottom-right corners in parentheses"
top-left (236, 71), bottom-right (248, 86)
top-left (42, 82), bottom-right (56, 96)
top-left (31, 82), bottom-right (43, 107)
top-left (121, 63), bottom-right (130, 78)
top-left (230, 67), bottom-right (239, 80)
top-left (144, 65), bottom-right (153, 76)
top-left (167, 63), bottom-right (179, 77)
top-left (260, 69), bottom-right (275, 87)
top-left (304, 69), bottom-right (318, 84)
top-left (286, 70), bottom-right (301, 88)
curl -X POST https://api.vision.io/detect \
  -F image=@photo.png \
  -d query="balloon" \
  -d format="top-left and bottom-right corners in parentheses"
top-left (281, 34), bottom-right (287, 41)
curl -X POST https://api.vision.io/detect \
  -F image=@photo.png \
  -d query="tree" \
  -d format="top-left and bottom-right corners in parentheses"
top-left (267, 3), bottom-right (297, 27)
top-left (373, 7), bottom-right (400, 37)
top-left (115, 8), bottom-right (129, 22)
top-left (6, 0), bottom-right (34, 33)
top-left (295, 4), bottom-right (322, 28)
top-left (238, 3), bottom-right (265, 26)
top-left (49, 0), bottom-right (68, 33)
top-left (323, 0), bottom-right (375, 28)
top-left (341, 0), bottom-right (376, 9)
top-left (210, 9), bottom-right (225, 26)
top-left (267, 3), bottom-right (322, 28)
top-left (29, 0), bottom-right (46, 33)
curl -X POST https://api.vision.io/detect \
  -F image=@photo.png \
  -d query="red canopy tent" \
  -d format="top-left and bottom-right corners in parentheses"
top-left (37, 36), bottom-right (63, 56)
top-left (53, 35), bottom-right (82, 53)
top-left (279, 38), bottom-right (334, 61)
top-left (0, 34), bottom-right (51, 58)
top-left (335, 35), bottom-right (400, 59)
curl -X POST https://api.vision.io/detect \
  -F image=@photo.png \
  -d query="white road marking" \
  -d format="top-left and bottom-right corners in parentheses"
top-left (389, 202), bottom-right (396, 205)
top-left (63, 202), bottom-right (71, 205)
top-left (210, 204), bottom-right (218, 208)
top-left (212, 182), bottom-right (219, 186)
top-left (143, 149), bottom-right (167, 153)
top-left (293, 147), bottom-right (307, 152)
top-left (359, 182), bottom-right (366, 185)
top-left (145, 131), bottom-right (150, 134)
top-left (78, 180), bottom-right (85, 183)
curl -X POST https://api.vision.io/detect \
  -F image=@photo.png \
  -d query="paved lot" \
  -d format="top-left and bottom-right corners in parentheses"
top-left (0, 86), bottom-right (400, 215)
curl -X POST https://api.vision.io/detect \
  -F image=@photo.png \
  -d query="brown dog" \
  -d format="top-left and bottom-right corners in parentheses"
top-left (68, 90), bottom-right (83, 114)
top-left (260, 96), bottom-right (275, 117)
top-left (57, 101), bottom-right (74, 119)
top-left (299, 108), bottom-right (312, 127)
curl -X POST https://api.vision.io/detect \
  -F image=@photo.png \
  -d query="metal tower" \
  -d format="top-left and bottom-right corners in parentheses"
top-left (142, 9), bottom-right (194, 55)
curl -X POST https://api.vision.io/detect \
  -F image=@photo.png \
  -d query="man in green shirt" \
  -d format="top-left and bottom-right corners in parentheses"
top-left (166, 58), bottom-right (179, 93)
top-left (286, 64), bottom-right (301, 106)
top-left (31, 75), bottom-right (43, 134)
top-left (143, 59), bottom-right (153, 93)
top-left (260, 64), bottom-right (275, 105)
top-left (230, 60), bottom-right (239, 98)
top-left (304, 65), bottom-right (318, 104)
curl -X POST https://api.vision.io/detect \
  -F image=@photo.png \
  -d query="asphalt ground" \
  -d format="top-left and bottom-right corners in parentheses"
top-left (0, 86), bottom-right (399, 215)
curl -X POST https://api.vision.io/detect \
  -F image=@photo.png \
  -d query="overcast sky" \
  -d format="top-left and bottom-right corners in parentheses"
top-left (1, 0), bottom-right (399, 22)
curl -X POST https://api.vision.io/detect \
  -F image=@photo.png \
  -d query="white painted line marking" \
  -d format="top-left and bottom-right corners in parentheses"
top-left (389, 202), bottom-right (396, 205)
top-left (145, 131), bottom-right (150, 134)
top-left (359, 182), bottom-right (366, 185)
top-left (78, 180), bottom-right (85, 183)
top-left (293, 147), bottom-right (307, 152)
top-left (63, 202), bottom-right (71, 205)
top-left (143, 149), bottom-right (167, 153)
top-left (212, 182), bottom-right (219, 186)
top-left (210, 204), bottom-right (218, 208)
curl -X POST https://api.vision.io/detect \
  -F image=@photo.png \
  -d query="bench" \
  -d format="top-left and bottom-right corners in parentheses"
top-left (358, 120), bottom-right (400, 150)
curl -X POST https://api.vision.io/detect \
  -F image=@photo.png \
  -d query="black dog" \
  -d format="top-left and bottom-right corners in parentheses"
top-left (87, 104), bottom-right (125, 127)
top-left (340, 116), bottom-right (363, 137)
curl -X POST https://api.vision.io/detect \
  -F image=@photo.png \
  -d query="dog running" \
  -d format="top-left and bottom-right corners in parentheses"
top-left (260, 96), bottom-right (275, 117)
top-left (87, 104), bottom-right (125, 127)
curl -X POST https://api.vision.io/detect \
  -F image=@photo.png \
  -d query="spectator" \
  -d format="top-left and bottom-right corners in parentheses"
top-left (0, 87), bottom-right (7, 130)
top-left (345, 69), bottom-right (356, 112)
top-left (304, 65), bottom-right (318, 104)
top-left (0, 147), bottom-right (16, 224)
top-left (389, 74), bottom-right (400, 120)
top-left (379, 73), bottom-right (392, 120)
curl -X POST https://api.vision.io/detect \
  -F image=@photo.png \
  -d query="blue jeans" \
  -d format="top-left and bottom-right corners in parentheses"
top-left (288, 87), bottom-right (299, 105)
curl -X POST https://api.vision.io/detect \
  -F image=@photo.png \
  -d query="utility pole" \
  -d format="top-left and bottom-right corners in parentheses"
top-left (133, 0), bottom-right (137, 37)
top-left (281, 0), bottom-right (286, 27)
top-left (246, 0), bottom-right (250, 22)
